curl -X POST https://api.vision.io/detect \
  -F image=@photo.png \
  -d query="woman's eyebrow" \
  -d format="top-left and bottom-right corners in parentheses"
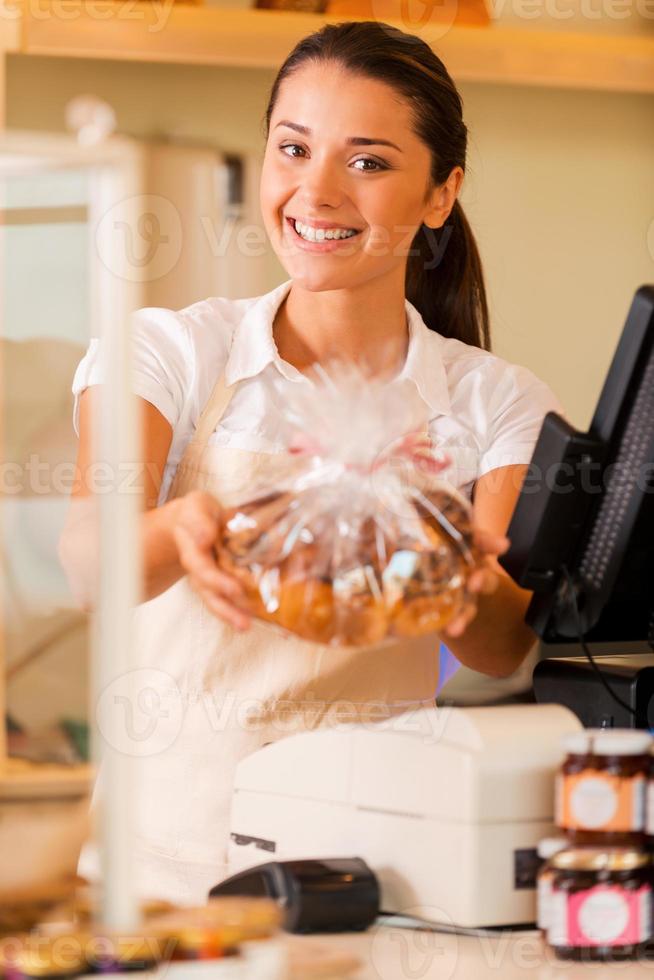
top-left (274, 120), bottom-right (403, 153)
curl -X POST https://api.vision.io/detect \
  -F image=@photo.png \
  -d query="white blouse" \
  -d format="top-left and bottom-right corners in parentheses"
top-left (72, 278), bottom-right (565, 506)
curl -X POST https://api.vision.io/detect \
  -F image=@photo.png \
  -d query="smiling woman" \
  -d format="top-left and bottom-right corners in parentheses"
top-left (63, 19), bottom-right (564, 904)
top-left (259, 22), bottom-right (489, 359)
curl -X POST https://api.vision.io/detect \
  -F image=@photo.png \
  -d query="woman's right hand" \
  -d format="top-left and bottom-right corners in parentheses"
top-left (171, 490), bottom-right (252, 631)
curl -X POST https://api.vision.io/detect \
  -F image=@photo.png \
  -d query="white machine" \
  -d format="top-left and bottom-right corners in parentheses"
top-left (227, 704), bottom-right (581, 929)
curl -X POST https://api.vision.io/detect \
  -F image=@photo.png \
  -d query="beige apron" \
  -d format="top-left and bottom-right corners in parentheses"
top-left (121, 369), bottom-right (442, 904)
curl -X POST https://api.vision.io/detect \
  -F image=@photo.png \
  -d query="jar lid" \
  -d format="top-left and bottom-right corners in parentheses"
top-left (551, 848), bottom-right (650, 872)
top-left (562, 732), bottom-right (592, 754)
top-left (588, 729), bottom-right (653, 756)
top-left (562, 729), bottom-right (652, 756)
top-left (537, 837), bottom-right (569, 860)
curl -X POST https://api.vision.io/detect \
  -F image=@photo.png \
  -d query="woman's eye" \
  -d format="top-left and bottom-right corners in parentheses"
top-left (278, 144), bottom-right (387, 172)
top-left (279, 143), bottom-right (306, 159)
top-left (352, 158), bottom-right (385, 172)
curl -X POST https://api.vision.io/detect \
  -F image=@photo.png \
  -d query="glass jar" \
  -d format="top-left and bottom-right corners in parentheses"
top-left (548, 847), bottom-right (652, 961)
top-left (536, 837), bottom-right (569, 934)
top-left (556, 730), bottom-right (652, 845)
top-left (647, 749), bottom-right (654, 845)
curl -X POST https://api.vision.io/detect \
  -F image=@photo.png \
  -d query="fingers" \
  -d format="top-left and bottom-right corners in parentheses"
top-left (195, 583), bottom-right (251, 632)
top-left (173, 492), bottom-right (252, 631)
top-left (467, 564), bottom-right (500, 596)
top-left (444, 597), bottom-right (477, 637)
top-left (473, 527), bottom-right (510, 556)
top-left (178, 490), bottom-right (223, 546)
top-left (444, 614), bottom-right (469, 638)
top-left (445, 560), bottom-right (500, 637)
top-left (175, 525), bottom-right (243, 598)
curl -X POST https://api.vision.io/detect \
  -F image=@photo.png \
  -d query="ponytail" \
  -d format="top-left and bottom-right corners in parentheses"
top-left (406, 200), bottom-right (491, 351)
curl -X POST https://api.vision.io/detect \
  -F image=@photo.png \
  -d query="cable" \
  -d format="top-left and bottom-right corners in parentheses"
top-left (560, 564), bottom-right (637, 719)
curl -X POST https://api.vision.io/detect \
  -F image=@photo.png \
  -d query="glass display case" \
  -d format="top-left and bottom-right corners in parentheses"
top-left (0, 126), bottom-right (146, 929)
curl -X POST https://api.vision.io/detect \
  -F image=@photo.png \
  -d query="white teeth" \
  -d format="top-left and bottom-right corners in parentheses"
top-left (293, 219), bottom-right (357, 242)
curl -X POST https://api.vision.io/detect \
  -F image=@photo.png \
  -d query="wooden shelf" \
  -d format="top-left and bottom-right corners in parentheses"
top-left (0, 758), bottom-right (92, 800)
top-left (5, 2), bottom-right (654, 94)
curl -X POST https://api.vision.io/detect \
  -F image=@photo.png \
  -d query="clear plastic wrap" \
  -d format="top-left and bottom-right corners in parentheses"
top-left (216, 361), bottom-right (479, 647)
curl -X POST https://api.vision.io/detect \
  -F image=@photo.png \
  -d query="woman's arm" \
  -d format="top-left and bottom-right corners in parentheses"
top-left (439, 463), bottom-right (538, 678)
top-left (58, 387), bottom-right (250, 628)
top-left (58, 386), bottom-right (184, 605)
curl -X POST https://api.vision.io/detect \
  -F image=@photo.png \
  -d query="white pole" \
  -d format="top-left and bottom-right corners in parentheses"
top-left (89, 145), bottom-right (145, 932)
top-left (0, 169), bottom-right (7, 770)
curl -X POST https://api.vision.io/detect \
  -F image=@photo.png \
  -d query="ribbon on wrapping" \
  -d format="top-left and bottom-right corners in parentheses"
top-left (288, 429), bottom-right (452, 477)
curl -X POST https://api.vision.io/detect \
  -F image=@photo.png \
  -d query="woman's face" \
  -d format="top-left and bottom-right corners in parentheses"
top-left (260, 62), bottom-right (446, 292)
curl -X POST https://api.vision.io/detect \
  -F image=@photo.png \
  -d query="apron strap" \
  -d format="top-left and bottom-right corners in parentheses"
top-left (165, 370), bottom-right (235, 502)
top-left (188, 372), bottom-right (235, 452)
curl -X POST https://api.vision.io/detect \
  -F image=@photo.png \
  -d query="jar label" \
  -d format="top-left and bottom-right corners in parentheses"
top-left (537, 876), bottom-right (552, 931)
top-left (647, 780), bottom-right (654, 835)
top-left (558, 773), bottom-right (645, 831)
top-left (554, 773), bottom-right (563, 826)
top-left (549, 885), bottom-right (652, 947)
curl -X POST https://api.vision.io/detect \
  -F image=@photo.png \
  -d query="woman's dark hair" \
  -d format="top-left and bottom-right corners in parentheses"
top-left (262, 20), bottom-right (491, 352)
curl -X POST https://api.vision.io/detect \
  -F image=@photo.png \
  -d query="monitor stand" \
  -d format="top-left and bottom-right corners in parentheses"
top-left (533, 654), bottom-right (654, 729)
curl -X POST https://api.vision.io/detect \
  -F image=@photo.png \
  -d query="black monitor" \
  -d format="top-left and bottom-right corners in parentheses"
top-left (499, 285), bottom-right (654, 727)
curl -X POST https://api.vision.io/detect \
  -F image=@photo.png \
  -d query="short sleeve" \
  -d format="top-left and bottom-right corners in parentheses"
top-left (71, 308), bottom-right (192, 436)
top-left (478, 364), bottom-right (565, 477)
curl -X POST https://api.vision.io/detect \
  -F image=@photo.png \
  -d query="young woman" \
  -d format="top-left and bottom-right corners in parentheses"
top-left (63, 21), bottom-right (563, 903)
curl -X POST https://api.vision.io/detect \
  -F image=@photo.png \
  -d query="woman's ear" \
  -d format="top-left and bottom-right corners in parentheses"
top-left (423, 166), bottom-right (464, 229)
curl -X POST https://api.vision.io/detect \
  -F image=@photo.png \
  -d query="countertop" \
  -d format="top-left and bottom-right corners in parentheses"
top-left (286, 923), bottom-right (654, 979)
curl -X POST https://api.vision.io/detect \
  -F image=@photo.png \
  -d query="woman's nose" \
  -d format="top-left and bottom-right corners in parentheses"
top-left (299, 159), bottom-right (344, 210)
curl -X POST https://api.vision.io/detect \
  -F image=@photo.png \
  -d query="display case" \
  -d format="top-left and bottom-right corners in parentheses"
top-left (0, 124), bottom-right (146, 928)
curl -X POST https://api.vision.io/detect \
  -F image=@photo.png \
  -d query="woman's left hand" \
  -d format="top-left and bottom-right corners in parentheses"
top-left (443, 527), bottom-right (511, 638)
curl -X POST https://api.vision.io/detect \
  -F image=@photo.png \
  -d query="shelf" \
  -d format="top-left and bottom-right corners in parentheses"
top-left (0, 758), bottom-right (92, 800)
top-left (6, 2), bottom-right (654, 94)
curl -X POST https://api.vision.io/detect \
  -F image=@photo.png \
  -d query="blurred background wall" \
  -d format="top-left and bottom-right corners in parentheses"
top-left (7, 53), bottom-right (654, 431)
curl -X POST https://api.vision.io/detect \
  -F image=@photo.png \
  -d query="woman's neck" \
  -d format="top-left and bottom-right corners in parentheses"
top-left (273, 278), bottom-right (410, 381)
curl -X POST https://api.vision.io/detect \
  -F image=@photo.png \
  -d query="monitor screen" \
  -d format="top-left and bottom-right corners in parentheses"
top-left (500, 285), bottom-right (654, 651)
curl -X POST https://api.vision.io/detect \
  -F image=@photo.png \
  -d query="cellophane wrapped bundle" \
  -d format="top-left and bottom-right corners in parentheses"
top-left (216, 362), bottom-right (479, 646)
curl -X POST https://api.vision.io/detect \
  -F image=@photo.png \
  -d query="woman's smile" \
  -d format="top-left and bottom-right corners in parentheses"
top-left (284, 215), bottom-right (364, 253)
